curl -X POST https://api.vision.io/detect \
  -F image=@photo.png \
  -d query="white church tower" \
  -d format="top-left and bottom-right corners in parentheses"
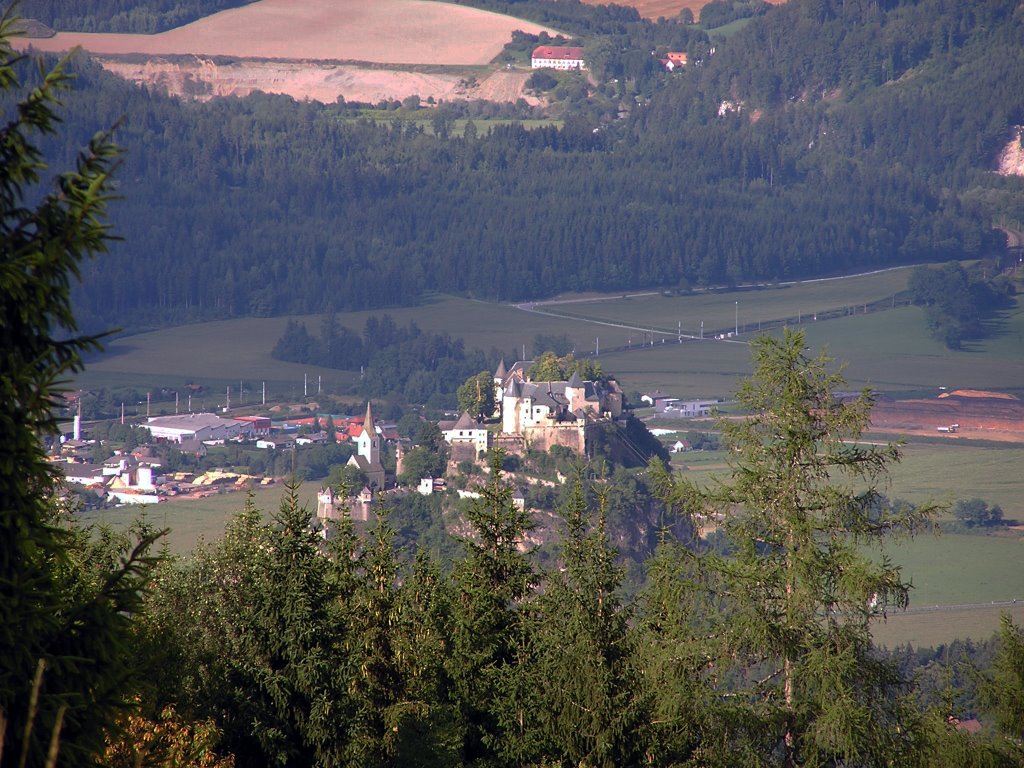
top-left (356, 400), bottom-right (380, 466)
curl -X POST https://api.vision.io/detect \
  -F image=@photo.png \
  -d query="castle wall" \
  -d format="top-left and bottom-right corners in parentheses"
top-left (524, 423), bottom-right (586, 454)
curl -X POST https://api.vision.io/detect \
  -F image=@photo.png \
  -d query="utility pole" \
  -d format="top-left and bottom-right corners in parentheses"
top-left (304, 373), bottom-right (308, 397)
top-left (146, 391), bottom-right (151, 418)
top-left (175, 391), bottom-right (179, 414)
top-left (735, 301), bottom-right (739, 336)
top-left (262, 381), bottom-right (266, 406)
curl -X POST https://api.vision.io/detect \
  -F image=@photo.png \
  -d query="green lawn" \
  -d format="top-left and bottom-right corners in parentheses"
top-left (887, 442), bottom-right (1024, 521)
top-left (869, 533), bottom-right (1024, 606)
top-left (80, 269), bottom-right (1024, 402)
top-left (78, 294), bottom-right (611, 397)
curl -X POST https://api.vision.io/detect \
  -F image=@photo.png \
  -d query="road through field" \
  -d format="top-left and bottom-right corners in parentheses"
top-left (513, 265), bottom-right (918, 346)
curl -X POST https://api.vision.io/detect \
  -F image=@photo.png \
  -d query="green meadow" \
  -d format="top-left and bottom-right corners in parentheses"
top-left (674, 442), bottom-right (1024, 521)
top-left (79, 480), bottom-right (324, 556)
top-left (537, 268), bottom-right (912, 337)
top-left (872, 604), bottom-right (1024, 648)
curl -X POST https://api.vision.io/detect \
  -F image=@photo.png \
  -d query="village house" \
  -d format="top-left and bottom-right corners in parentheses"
top-left (531, 45), bottom-right (586, 70)
top-left (660, 51), bottom-right (687, 70)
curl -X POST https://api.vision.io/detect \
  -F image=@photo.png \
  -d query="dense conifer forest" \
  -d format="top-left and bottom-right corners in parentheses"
top-left (6, 0), bottom-right (1015, 333)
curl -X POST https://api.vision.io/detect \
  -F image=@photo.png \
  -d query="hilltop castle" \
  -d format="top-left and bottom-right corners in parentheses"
top-left (443, 360), bottom-right (625, 460)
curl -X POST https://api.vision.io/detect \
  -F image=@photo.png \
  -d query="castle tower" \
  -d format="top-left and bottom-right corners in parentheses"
top-left (317, 486), bottom-right (335, 522)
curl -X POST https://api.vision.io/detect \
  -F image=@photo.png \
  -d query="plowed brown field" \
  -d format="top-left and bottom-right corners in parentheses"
top-left (15, 0), bottom-right (558, 64)
top-left (13, 0), bottom-right (559, 103)
top-left (871, 395), bottom-right (1024, 444)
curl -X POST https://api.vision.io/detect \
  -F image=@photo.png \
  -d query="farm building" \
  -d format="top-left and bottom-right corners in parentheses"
top-left (531, 45), bottom-right (585, 70)
top-left (141, 413), bottom-right (248, 443)
top-left (661, 51), bottom-right (687, 70)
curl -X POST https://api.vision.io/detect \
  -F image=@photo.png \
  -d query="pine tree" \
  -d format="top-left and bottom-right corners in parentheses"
top-left (531, 475), bottom-right (648, 766)
top-left (389, 551), bottom-right (463, 767)
top-left (1, 22), bottom-right (162, 767)
top-left (662, 330), bottom-right (935, 766)
top-left (151, 488), bottom-right (354, 766)
top-left (345, 509), bottom-right (402, 767)
top-left (448, 450), bottom-right (535, 765)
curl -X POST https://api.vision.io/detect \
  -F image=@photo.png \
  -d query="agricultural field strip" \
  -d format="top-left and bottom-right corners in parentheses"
top-left (514, 266), bottom-right (917, 339)
top-left (897, 599), bottom-right (1022, 615)
top-left (515, 300), bottom-right (746, 344)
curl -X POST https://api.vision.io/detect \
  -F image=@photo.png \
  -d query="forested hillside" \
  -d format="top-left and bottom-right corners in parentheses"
top-left (16, 0), bottom-right (1022, 332)
top-left (17, 0), bottom-right (256, 33)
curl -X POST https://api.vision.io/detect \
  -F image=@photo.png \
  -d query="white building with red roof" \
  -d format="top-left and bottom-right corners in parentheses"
top-left (531, 45), bottom-right (585, 70)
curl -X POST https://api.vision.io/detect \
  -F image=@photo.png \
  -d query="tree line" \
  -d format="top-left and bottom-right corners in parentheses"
top-left (17, 0), bottom-right (256, 33)
top-left (908, 261), bottom-right (1016, 348)
top-left (271, 314), bottom-right (506, 407)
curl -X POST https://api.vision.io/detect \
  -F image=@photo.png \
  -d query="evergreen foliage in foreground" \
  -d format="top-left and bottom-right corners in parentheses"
top-left (0, 22), bottom-right (162, 767)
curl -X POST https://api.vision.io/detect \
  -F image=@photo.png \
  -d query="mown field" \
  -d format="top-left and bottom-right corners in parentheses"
top-left (671, 436), bottom-right (1024, 646)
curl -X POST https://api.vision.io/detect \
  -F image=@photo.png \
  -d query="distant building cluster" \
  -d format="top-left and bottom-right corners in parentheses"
top-left (53, 404), bottom-right (399, 508)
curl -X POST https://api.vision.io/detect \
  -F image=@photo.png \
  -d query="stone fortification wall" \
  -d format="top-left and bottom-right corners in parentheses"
top-left (524, 424), bottom-right (586, 454)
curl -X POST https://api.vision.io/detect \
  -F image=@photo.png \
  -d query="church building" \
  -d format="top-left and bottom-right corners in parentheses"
top-left (346, 401), bottom-right (386, 490)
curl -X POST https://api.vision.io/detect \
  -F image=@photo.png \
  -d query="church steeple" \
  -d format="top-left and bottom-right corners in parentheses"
top-left (364, 400), bottom-right (376, 436)
top-left (358, 401), bottom-right (380, 465)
